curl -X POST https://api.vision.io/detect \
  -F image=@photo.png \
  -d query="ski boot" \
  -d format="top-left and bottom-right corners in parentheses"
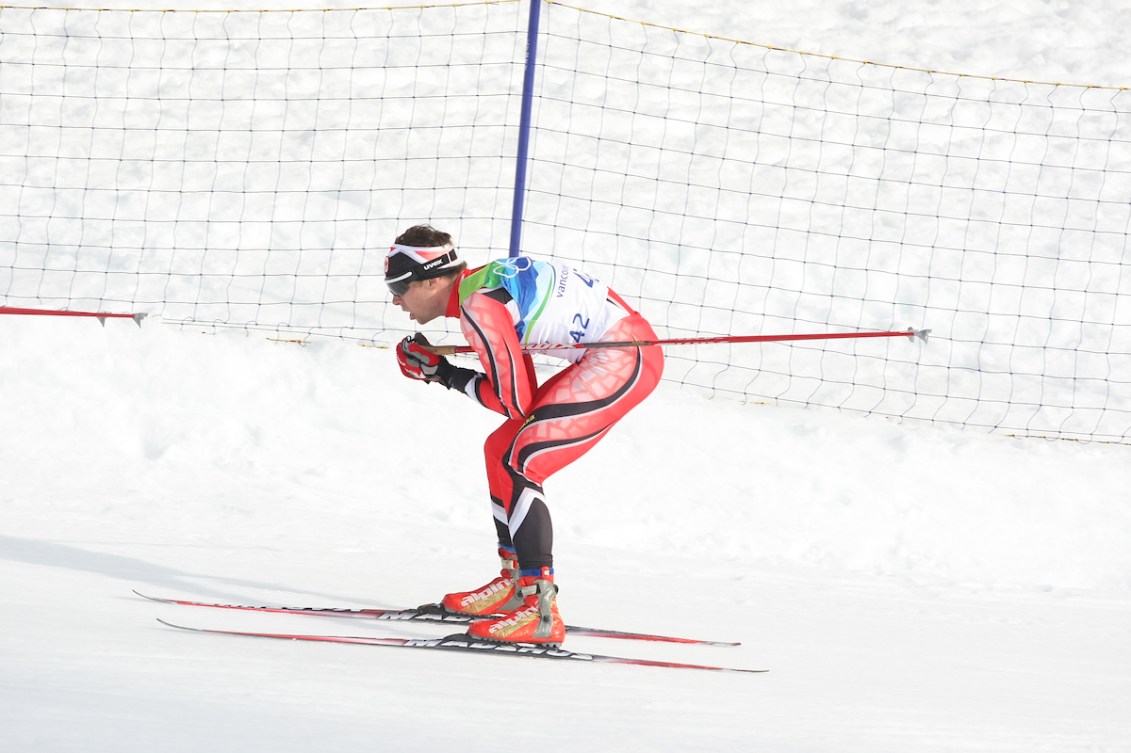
top-left (466, 567), bottom-right (565, 646)
top-left (440, 547), bottom-right (522, 616)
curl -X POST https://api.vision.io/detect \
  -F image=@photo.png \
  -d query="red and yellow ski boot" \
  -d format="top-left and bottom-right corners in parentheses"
top-left (440, 547), bottom-right (522, 616)
top-left (467, 567), bottom-right (565, 646)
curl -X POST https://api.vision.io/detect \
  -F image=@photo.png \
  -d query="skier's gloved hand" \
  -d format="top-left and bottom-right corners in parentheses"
top-left (397, 333), bottom-right (454, 386)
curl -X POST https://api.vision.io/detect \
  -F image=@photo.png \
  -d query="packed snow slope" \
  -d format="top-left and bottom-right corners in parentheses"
top-left (1, 315), bottom-right (1129, 752)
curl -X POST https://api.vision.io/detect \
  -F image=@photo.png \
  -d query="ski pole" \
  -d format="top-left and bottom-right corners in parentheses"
top-left (425, 327), bottom-right (929, 356)
top-left (0, 306), bottom-right (147, 326)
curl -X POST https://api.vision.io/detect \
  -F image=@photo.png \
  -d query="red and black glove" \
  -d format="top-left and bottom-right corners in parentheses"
top-left (396, 333), bottom-right (455, 386)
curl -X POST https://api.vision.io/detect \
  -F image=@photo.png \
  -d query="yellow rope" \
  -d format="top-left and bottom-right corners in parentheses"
top-left (545, 0), bottom-right (1130, 92)
top-left (0, 1), bottom-right (518, 14)
top-left (3, 0), bottom-right (1124, 90)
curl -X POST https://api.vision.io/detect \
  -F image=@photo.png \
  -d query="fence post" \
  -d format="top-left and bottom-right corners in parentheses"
top-left (508, 0), bottom-right (543, 258)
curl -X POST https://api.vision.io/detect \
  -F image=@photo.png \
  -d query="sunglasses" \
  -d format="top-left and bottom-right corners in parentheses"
top-left (387, 278), bottom-right (412, 297)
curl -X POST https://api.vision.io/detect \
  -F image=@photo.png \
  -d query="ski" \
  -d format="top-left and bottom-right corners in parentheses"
top-left (133, 590), bottom-right (739, 646)
top-left (155, 619), bottom-right (766, 674)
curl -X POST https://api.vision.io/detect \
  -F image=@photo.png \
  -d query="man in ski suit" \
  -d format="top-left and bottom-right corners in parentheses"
top-left (386, 224), bottom-right (664, 645)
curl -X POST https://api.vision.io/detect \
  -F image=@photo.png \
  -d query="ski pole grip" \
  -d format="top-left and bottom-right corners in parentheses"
top-left (422, 344), bottom-right (466, 357)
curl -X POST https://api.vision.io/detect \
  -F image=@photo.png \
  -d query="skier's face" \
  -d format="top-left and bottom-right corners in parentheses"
top-left (390, 276), bottom-right (449, 325)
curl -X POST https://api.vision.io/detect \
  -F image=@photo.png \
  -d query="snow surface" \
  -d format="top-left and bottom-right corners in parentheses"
top-left (3, 2), bottom-right (1131, 752)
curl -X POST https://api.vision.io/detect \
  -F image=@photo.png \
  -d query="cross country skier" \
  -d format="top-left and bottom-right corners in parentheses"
top-left (386, 224), bottom-right (665, 645)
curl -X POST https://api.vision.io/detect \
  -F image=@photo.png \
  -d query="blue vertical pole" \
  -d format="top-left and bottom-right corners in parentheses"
top-left (509, 0), bottom-right (542, 258)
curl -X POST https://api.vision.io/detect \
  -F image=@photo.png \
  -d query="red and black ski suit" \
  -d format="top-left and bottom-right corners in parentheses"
top-left (441, 258), bottom-right (664, 574)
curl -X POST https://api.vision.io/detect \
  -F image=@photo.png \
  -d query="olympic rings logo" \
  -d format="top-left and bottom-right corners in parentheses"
top-left (494, 256), bottom-right (534, 278)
